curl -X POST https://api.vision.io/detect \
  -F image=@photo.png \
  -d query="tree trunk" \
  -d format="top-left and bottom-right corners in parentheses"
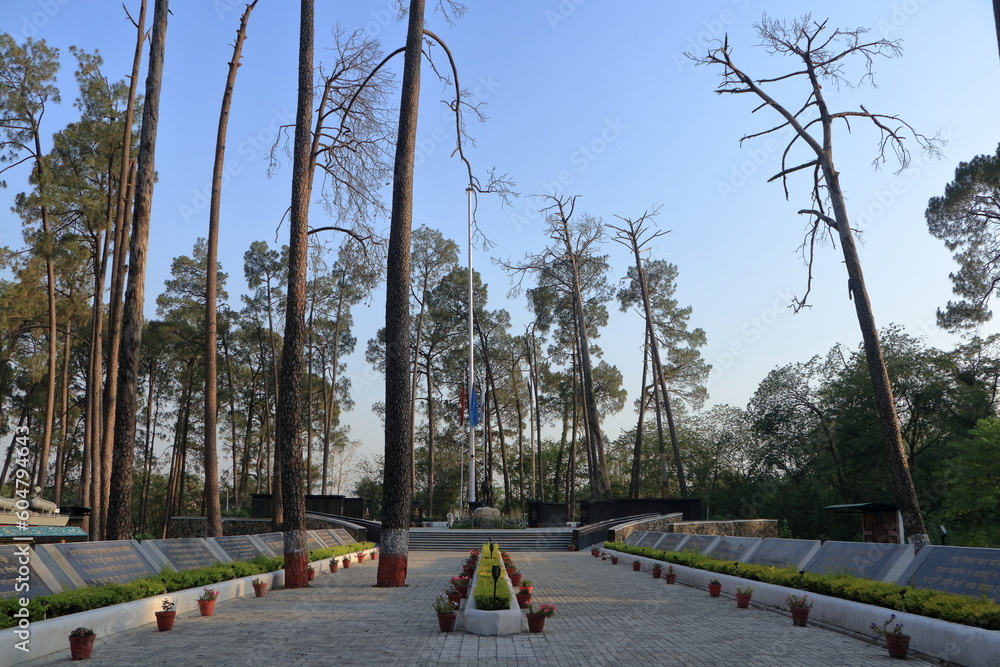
top-left (275, 0), bottom-right (314, 589)
top-left (824, 165), bottom-right (929, 548)
top-left (630, 333), bottom-right (650, 499)
top-left (107, 0), bottom-right (169, 540)
top-left (53, 322), bottom-right (72, 504)
top-left (425, 357), bottom-right (435, 516)
top-left (378, 0), bottom-right (425, 588)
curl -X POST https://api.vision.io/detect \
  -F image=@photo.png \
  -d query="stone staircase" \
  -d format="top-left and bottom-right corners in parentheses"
top-left (407, 527), bottom-right (574, 551)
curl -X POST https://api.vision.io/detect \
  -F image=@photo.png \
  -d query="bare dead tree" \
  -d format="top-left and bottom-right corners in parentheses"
top-left (691, 14), bottom-right (941, 549)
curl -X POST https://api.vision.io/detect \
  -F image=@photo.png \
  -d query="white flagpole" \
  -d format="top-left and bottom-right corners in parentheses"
top-left (467, 186), bottom-right (476, 508)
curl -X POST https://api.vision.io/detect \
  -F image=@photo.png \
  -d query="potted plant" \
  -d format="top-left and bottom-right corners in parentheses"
top-left (68, 627), bottom-right (96, 660)
top-left (601, 554), bottom-right (608, 561)
top-left (525, 602), bottom-right (557, 633)
top-left (516, 579), bottom-right (533, 608)
top-left (357, 551), bottom-right (366, 563)
top-left (632, 560), bottom-right (642, 572)
top-left (307, 564), bottom-right (316, 581)
top-left (329, 557), bottom-right (339, 573)
top-left (342, 556), bottom-right (351, 569)
top-left (252, 577), bottom-right (267, 598)
top-left (509, 570), bottom-right (523, 587)
top-left (197, 587), bottom-right (220, 616)
top-left (652, 564), bottom-right (663, 579)
top-left (707, 577), bottom-right (722, 597)
top-left (371, 549), bottom-right (378, 560)
top-left (610, 555), bottom-right (618, 565)
top-left (433, 594), bottom-right (458, 632)
top-left (445, 585), bottom-right (462, 607)
top-left (665, 564), bottom-right (676, 584)
top-left (786, 593), bottom-right (813, 626)
top-left (451, 575), bottom-right (471, 598)
top-left (591, 547), bottom-right (600, 557)
top-left (155, 597), bottom-right (176, 632)
top-left (871, 613), bottom-right (911, 659)
top-left (735, 584), bottom-right (753, 608)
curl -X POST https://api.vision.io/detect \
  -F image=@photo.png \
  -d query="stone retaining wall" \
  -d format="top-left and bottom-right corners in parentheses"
top-left (669, 519), bottom-right (778, 538)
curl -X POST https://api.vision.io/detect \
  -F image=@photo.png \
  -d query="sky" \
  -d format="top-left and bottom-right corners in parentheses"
top-left (2, 1), bottom-right (1000, 476)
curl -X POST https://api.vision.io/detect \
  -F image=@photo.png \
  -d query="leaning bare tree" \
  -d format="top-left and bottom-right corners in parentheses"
top-left (692, 15), bottom-right (940, 548)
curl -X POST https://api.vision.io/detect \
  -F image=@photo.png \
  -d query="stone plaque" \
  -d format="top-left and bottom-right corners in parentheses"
top-left (637, 532), bottom-right (664, 548)
top-left (0, 545), bottom-right (51, 599)
top-left (316, 529), bottom-right (344, 546)
top-left (42, 540), bottom-right (158, 587)
top-left (333, 529), bottom-right (355, 545)
top-left (652, 533), bottom-right (689, 552)
top-left (706, 536), bottom-right (760, 562)
top-left (209, 535), bottom-right (266, 563)
top-left (257, 532), bottom-right (285, 557)
top-left (306, 531), bottom-right (327, 552)
top-left (680, 534), bottom-right (719, 554)
top-left (744, 538), bottom-right (821, 570)
top-left (148, 538), bottom-right (222, 571)
top-left (897, 545), bottom-right (1000, 602)
top-left (804, 541), bottom-right (908, 580)
top-left (624, 531), bottom-right (647, 546)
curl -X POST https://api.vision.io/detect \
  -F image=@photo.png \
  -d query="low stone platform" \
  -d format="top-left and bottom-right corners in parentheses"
top-left (20, 551), bottom-right (930, 666)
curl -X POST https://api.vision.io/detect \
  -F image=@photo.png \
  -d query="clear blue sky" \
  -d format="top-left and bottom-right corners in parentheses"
top-left (2, 1), bottom-right (999, 473)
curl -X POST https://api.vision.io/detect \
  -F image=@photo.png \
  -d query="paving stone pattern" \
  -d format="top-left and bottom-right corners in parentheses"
top-left (24, 552), bottom-right (928, 666)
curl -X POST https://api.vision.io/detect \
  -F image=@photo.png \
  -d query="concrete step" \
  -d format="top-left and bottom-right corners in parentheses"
top-left (407, 528), bottom-right (573, 551)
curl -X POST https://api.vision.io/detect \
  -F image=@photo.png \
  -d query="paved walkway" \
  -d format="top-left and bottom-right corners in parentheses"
top-left (25, 552), bottom-right (927, 666)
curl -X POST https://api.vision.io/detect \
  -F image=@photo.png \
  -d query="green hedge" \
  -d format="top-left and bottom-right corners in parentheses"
top-left (472, 543), bottom-right (511, 611)
top-left (0, 543), bottom-right (372, 630)
top-left (606, 541), bottom-right (1000, 630)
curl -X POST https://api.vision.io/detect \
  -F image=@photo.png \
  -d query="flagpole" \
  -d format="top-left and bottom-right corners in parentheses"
top-left (467, 186), bottom-right (476, 509)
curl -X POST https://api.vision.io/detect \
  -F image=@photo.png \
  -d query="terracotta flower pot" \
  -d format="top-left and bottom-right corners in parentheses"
top-left (253, 582), bottom-right (267, 598)
top-left (456, 585), bottom-right (469, 599)
top-left (372, 551), bottom-right (378, 560)
top-left (343, 559), bottom-right (351, 569)
top-left (735, 593), bottom-right (751, 609)
top-left (69, 634), bottom-right (95, 660)
top-left (154, 610), bottom-right (176, 632)
top-left (437, 612), bottom-right (457, 632)
top-left (591, 549), bottom-right (600, 557)
top-left (611, 556), bottom-right (618, 565)
top-left (516, 592), bottom-right (532, 608)
top-left (510, 573), bottom-right (523, 587)
top-left (886, 634), bottom-right (910, 659)
top-left (330, 561), bottom-right (338, 573)
top-left (526, 613), bottom-right (546, 633)
top-left (652, 569), bottom-right (662, 579)
top-left (632, 561), bottom-right (641, 572)
top-left (198, 599), bottom-right (216, 616)
top-left (357, 553), bottom-right (366, 563)
top-left (447, 592), bottom-right (462, 606)
top-left (665, 573), bottom-right (676, 584)
top-left (708, 583), bottom-right (722, 597)
top-left (791, 607), bottom-right (809, 626)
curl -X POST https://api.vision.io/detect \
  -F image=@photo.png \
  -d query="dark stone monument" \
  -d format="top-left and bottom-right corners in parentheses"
top-left (652, 533), bottom-right (690, 552)
top-left (897, 545), bottom-right (1000, 602)
top-left (705, 536), bottom-right (761, 562)
top-left (333, 528), bottom-right (355, 545)
top-left (209, 535), bottom-right (267, 563)
top-left (637, 532), bottom-right (666, 548)
top-left (0, 545), bottom-right (53, 599)
top-left (146, 538), bottom-right (226, 571)
top-left (37, 540), bottom-right (159, 589)
top-left (306, 531), bottom-right (327, 552)
top-left (744, 538), bottom-right (821, 570)
top-left (679, 534), bottom-right (719, 554)
top-left (625, 531), bottom-right (649, 546)
top-left (804, 541), bottom-right (909, 580)
top-left (256, 532), bottom-right (286, 557)
top-left (316, 529), bottom-right (344, 546)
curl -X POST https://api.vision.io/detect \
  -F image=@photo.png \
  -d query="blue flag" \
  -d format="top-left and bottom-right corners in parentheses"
top-left (470, 385), bottom-right (481, 428)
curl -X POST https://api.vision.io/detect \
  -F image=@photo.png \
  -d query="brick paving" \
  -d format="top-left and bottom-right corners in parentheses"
top-left (25, 551), bottom-right (928, 666)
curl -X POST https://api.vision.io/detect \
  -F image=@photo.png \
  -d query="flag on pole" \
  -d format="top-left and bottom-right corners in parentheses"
top-left (469, 383), bottom-right (481, 428)
top-left (459, 384), bottom-right (467, 427)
